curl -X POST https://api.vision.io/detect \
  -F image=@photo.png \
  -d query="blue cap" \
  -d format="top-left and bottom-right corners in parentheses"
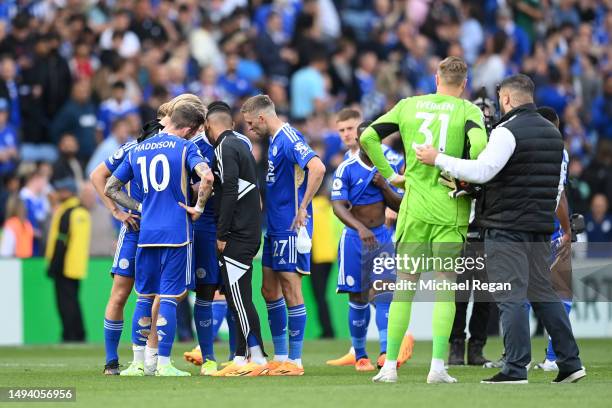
top-left (0, 98), bottom-right (8, 112)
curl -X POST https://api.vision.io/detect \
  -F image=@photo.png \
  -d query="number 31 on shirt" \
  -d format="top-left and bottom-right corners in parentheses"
top-left (411, 112), bottom-right (450, 153)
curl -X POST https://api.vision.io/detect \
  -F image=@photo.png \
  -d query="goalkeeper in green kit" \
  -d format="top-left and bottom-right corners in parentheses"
top-left (360, 56), bottom-right (488, 384)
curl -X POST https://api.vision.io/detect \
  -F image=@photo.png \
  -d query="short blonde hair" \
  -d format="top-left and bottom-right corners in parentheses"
top-left (157, 93), bottom-right (203, 119)
top-left (240, 94), bottom-right (275, 116)
top-left (437, 56), bottom-right (468, 86)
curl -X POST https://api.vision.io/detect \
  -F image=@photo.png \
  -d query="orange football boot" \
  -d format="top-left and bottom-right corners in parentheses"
top-left (183, 346), bottom-right (203, 366)
top-left (355, 358), bottom-right (376, 371)
top-left (268, 361), bottom-right (305, 376)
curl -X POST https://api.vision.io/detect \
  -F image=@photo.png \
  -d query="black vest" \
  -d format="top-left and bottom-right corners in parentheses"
top-left (476, 104), bottom-right (563, 234)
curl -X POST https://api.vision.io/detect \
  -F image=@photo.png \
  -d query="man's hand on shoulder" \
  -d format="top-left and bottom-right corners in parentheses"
top-left (415, 145), bottom-right (439, 166)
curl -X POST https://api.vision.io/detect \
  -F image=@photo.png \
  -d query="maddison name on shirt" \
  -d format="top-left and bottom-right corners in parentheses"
top-left (135, 140), bottom-right (177, 152)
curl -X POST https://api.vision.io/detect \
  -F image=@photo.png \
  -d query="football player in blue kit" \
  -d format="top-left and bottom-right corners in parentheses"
top-left (91, 95), bottom-right (196, 375)
top-left (105, 98), bottom-right (213, 376)
top-left (240, 95), bottom-right (326, 376)
top-left (329, 120), bottom-right (406, 371)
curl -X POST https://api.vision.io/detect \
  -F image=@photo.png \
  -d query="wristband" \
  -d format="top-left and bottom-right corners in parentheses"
top-left (137, 203), bottom-right (142, 213)
top-left (194, 203), bottom-right (205, 214)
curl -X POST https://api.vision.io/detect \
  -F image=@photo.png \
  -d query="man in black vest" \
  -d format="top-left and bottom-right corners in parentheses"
top-left (415, 74), bottom-right (585, 384)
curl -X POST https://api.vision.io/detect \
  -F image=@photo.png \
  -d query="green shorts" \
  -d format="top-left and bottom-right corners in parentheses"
top-left (395, 213), bottom-right (467, 274)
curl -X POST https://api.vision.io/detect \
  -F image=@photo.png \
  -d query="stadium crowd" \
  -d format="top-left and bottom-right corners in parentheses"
top-left (0, 0), bottom-right (611, 258)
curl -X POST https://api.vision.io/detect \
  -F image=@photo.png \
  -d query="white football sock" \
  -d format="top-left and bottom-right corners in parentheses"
top-left (132, 345), bottom-right (145, 363)
top-left (249, 345), bottom-right (267, 365)
top-left (145, 346), bottom-right (158, 362)
top-left (233, 356), bottom-right (248, 366)
top-left (157, 355), bottom-right (170, 367)
top-left (288, 358), bottom-right (302, 368)
top-left (273, 354), bottom-right (288, 362)
top-left (383, 359), bottom-right (397, 371)
top-left (430, 358), bottom-right (445, 372)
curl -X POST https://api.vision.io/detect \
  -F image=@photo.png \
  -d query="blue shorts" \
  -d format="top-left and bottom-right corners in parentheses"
top-left (193, 230), bottom-right (221, 286)
top-left (262, 231), bottom-right (310, 274)
top-left (337, 225), bottom-right (396, 293)
top-left (111, 226), bottom-right (137, 278)
top-left (135, 244), bottom-right (195, 296)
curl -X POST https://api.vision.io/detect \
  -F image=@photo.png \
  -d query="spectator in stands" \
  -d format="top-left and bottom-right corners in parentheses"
top-left (99, 8), bottom-right (141, 59)
top-left (19, 167), bottom-right (50, 256)
top-left (46, 177), bottom-right (90, 343)
top-left (97, 81), bottom-right (138, 139)
top-left (51, 80), bottom-right (97, 162)
top-left (585, 193), bottom-right (612, 258)
top-left (0, 55), bottom-right (21, 130)
top-left (591, 73), bottom-right (612, 141)
top-left (86, 118), bottom-right (131, 176)
top-left (255, 11), bottom-right (295, 84)
top-left (53, 133), bottom-right (84, 190)
top-left (0, 98), bottom-right (18, 177)
top-left (41, 32), bottom-right (72, 121)
top-left (19, 34), bottom-right (56, 162)
top-left (290, 50), bottom-right (328, 121)
top-left (0, 193), bottom-right (33, 258)
top-left (473, 31), bottom-right (513, 98)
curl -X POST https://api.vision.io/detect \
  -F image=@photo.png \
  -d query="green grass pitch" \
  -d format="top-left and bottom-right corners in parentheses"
top-left (0, 338), bottom-right (609, 408)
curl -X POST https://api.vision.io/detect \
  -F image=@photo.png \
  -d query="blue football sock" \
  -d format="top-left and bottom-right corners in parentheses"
top-left (546, 300), bottom-right (572, 361)
top-left (104, 318), bottom-right (123, 364)
top-left (288, 304), bottom-right (307, 361)
top-left (212, 300), bottom-right (227, 338)
top-left (349, 302), bottom-right (369, 360)
top-left (266, 297), bottom-right (288, 358)
top-left (132, 297), bottom-right (153, 346)
top-left (226, 308), bottom-right (237, 361)
top-left (374, 299), bottom-right (390, 354)
top-left (158, 298), bottom-right (178, 358)
top-left (194, 298), bottom-right (215, 361)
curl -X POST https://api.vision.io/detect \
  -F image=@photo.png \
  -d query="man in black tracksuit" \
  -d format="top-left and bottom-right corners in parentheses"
top-left (416, 75), bottom-right (584, 384)
top-left (204, 102), bottom-right (267, 374)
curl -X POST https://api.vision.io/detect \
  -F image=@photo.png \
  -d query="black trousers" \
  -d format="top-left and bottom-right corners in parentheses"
top-left (310, 262), bottom-right (335, 338)
top-left (53, 274), bottom-right (85, 342)
top-left (485, 228), bottom-right (582, 378)
top-left (218, 239), bottom-right (265, 358)
top-left (451, 240), bottom-right (491, 343)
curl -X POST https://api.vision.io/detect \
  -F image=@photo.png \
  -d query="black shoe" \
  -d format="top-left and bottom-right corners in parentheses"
top-left (552, 368), bottom-right (586, 383)
top-left (103, 360), bottom-right (120, 375)
top-left (467, 340), bottom-right (490, 366)
top-left (448, 339), bottom-right (465, 365)
top-left (481, 372), bottom-right (528, 384)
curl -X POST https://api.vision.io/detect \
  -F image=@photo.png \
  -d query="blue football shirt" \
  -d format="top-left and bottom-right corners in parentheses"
top-left (266, 123), bottom-right (317, 234)
top-left (113, 133), bottom-right (204, 246)
top-left (331, 156), bottom-right (386, 206)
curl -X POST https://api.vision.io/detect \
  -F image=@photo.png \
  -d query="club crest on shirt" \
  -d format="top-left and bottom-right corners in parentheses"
top-left (113, 148), bottom-right (125, 161)
top-left (294, 141), bottom-right (312, 159)
top-left (119, 258), bottom-right (130, 270)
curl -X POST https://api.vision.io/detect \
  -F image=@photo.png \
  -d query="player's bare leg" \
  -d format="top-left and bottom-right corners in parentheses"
top-left (103, 275), bottom-right (133, 375)
top-left (121, 293), bottom-right (156, 377)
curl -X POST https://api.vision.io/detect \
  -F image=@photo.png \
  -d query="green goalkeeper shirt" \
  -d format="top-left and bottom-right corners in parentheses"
top-left (360, 94), bottom-right (488, 226)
